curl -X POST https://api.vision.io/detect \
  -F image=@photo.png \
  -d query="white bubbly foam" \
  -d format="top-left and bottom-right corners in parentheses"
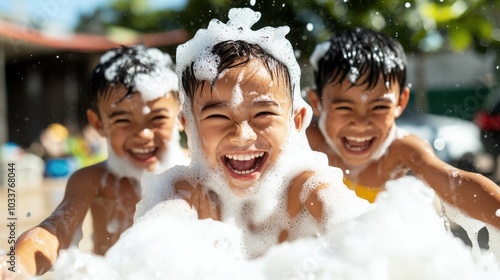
top-left (101, 46), bottom-right (178, 102)
top-left (134, 7), bottom-right (370, 259)
top-left (52, 177), bottom-right (500, 279)
top-left (48, 8), bottom-right (500, 279)
top-left (175, 7), bottom-right (312, 135)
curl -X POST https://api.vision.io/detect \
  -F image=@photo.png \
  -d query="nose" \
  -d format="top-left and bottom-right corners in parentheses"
top-left (350, 111), bottom-right (371, 127)
top-left (136, 128), bottom-right (155, 142)
top-left (229, 121), bottom-right (257, 144)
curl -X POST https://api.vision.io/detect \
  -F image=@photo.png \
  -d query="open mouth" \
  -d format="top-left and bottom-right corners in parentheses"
top-left (223, 151), bottom-right (267, 176)
top-left (342, 136), bottom-right (375, 153)
top-left (129, 147), bottom-right (158, 162)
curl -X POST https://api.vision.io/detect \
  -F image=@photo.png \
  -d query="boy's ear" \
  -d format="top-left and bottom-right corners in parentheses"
top-left (86, 109), bottom-right (105, 136)
top-left (179, 114), bottom-right (187, 130)
top-left (395, 87), bottom-right (410, 118)
top-left (293, 107), bottom-right (307, 130)
top-left (306, 88), bottom-right (321, 117)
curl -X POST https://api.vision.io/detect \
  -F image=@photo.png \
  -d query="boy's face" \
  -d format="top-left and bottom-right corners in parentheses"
top-left (88, 85), bottom-right (181, 173)
top-left (190, 59), bottom-right (304, 197)
top-left (309, 74), bottom-right (409, 166)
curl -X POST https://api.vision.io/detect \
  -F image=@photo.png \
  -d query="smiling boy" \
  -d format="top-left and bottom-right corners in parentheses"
top-left (306, 28), bottom-right (500, 230)
top-left (11, 45), bottom-right (188, 276)
top-left (136, 8), bottom-right (369, 259)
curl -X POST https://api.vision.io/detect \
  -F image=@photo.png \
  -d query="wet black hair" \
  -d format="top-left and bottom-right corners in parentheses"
top-left (88, 44), bottom-right (179, 113)
top-left (313, 28), bottom-right (407, 99)
top-left (181, 40), bottom-right (292, 103)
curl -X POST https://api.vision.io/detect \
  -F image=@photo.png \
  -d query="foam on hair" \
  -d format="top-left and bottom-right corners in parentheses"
top-left (100, 45), bottom-right (178, 102)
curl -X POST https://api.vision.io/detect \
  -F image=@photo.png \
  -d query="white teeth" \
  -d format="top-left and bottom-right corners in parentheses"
top-left (346, 145), bottom-right (365, 151)
top-left (345, 136), bottom-right (372, 142)
top-left (232, 167), bottom-right (258, 175)
top-left (225, 152), bottom-right (264, 161)
top-left (131, 147), bottom-right (155, 154)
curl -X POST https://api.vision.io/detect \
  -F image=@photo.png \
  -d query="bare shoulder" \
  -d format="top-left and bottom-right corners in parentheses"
top-left (390, 133), bottom-right (436, 159)
top-left (64, 162), bottom-right (108, 197)
top-left (306, 117), bottom-right (326, 152)
top-left (389, 132), bottom-right (446, 172)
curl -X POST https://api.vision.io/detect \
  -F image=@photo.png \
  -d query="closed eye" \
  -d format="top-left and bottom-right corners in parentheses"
top-left (335, 106), bottom-right (352, 111)
top-left (152, 115), bottom-right (171, 121)
top-left (113, 118), bottom-right (130, 124)
top-left (206, 114), bottom-right (230, 120)
top-left (255, 111), bottom-right (277, 117)
top-left (373, 105), bottom-right (391, 110)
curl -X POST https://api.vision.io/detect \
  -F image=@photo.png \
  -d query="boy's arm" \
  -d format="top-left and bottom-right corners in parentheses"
top-left (174, 180), bottom-right (220, 220)
top-left (287, 171), bottom-right (326, 222)
top-left (15, 167), bottom-right (101, 276)
top-left (396, 134), bottom-right (500, 229)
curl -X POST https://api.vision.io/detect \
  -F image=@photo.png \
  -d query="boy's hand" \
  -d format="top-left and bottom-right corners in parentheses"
top-left (287, 170), bottom-right (326, 221)
top-left (0, 254), bottom-right (29, 280)
top-left (174, 180), bottom-right (220, 220)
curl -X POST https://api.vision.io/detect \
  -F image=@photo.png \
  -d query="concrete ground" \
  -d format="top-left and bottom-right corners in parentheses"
top-left (0, 177), bottom-right (93, 279)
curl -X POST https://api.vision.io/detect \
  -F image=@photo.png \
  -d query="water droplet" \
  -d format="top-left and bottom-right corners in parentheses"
top-left (306, 23), bottom-right (314, 32)
top-left (433, 138), bottom-right (445, 151)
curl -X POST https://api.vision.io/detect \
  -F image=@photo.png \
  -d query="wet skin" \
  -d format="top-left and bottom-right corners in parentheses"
top-left (187, 59), bottom-right (304, 197)
top-left (306, 75), bottom-right (500, 229)
top-left (14, 86), bottom-right (182, 276)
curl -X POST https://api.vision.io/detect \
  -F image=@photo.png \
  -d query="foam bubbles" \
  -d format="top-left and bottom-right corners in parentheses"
top-left (102, 45), bottom-right (178, 102)
top-left (105, 121), bottom-right (189, 186)
top-left (309, 41), bottom-right (331, 71)
top-left (176, 7), bottom-right (312, 133)
top-left (52, 177), bottom-right (500, 279)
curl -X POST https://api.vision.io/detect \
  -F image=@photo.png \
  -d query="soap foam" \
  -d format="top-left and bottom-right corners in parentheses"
top-left (52, 177), bottom-right (500, 280)
top-left (101, 45), bottom-right (178, 102)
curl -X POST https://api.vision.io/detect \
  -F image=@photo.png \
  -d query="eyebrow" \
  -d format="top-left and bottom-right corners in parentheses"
top-left (201, 101), bottom-right (230, 112)
top-left (109, 110), bottom-right (131, 119)
top-left (374, 96), bottom-right (395, 103)
top-left (201, 99), bottom-right (281, 112)
top-left (150, 108), bottom-right (171, 114)
top-left (253, 99), bottom-right (280, 108)
top-left (331, 97), bottom-right (354, 104)
top-left (331, 96), bottom-right (394, 104)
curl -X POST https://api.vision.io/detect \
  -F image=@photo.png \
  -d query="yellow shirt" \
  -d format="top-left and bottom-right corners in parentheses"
top-left (343, 177), bottom-right (383, 203)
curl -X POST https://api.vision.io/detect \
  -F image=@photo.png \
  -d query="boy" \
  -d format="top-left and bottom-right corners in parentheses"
top-left (10, 44), bottom-right (189, 276)
top-left (135, 8), bottom-right (370, 259)
top-left (306, 28), bottom-right (500, 230)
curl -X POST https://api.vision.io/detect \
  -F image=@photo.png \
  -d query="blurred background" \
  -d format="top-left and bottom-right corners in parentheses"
top-left (0, 0), bottom-right (499, 182)
top-left (0, 0), bottom-right (499, 264)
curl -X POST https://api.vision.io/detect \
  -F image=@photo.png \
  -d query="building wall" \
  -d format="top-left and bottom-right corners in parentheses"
top-left (6, 52), bottom-right (96, 148)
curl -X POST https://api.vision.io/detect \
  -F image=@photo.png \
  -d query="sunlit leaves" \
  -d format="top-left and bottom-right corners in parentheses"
top-left (419, 0), bottom-right (468, 23)
top-left (448, 26), bottom-right (473, 51)
top-left (74, 0), bottom-right (500, 55)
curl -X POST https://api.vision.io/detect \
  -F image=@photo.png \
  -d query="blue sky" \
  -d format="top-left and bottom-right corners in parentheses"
top-left (0, 0), bottom-right (186, 30)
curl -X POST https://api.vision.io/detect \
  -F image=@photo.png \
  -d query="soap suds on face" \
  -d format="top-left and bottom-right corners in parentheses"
top-left (134, 7), bottom-right (369, 259)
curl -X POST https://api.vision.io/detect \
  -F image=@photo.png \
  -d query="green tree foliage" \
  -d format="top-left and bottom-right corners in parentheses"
top-left (76, 0), bottom-right (500, 56)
